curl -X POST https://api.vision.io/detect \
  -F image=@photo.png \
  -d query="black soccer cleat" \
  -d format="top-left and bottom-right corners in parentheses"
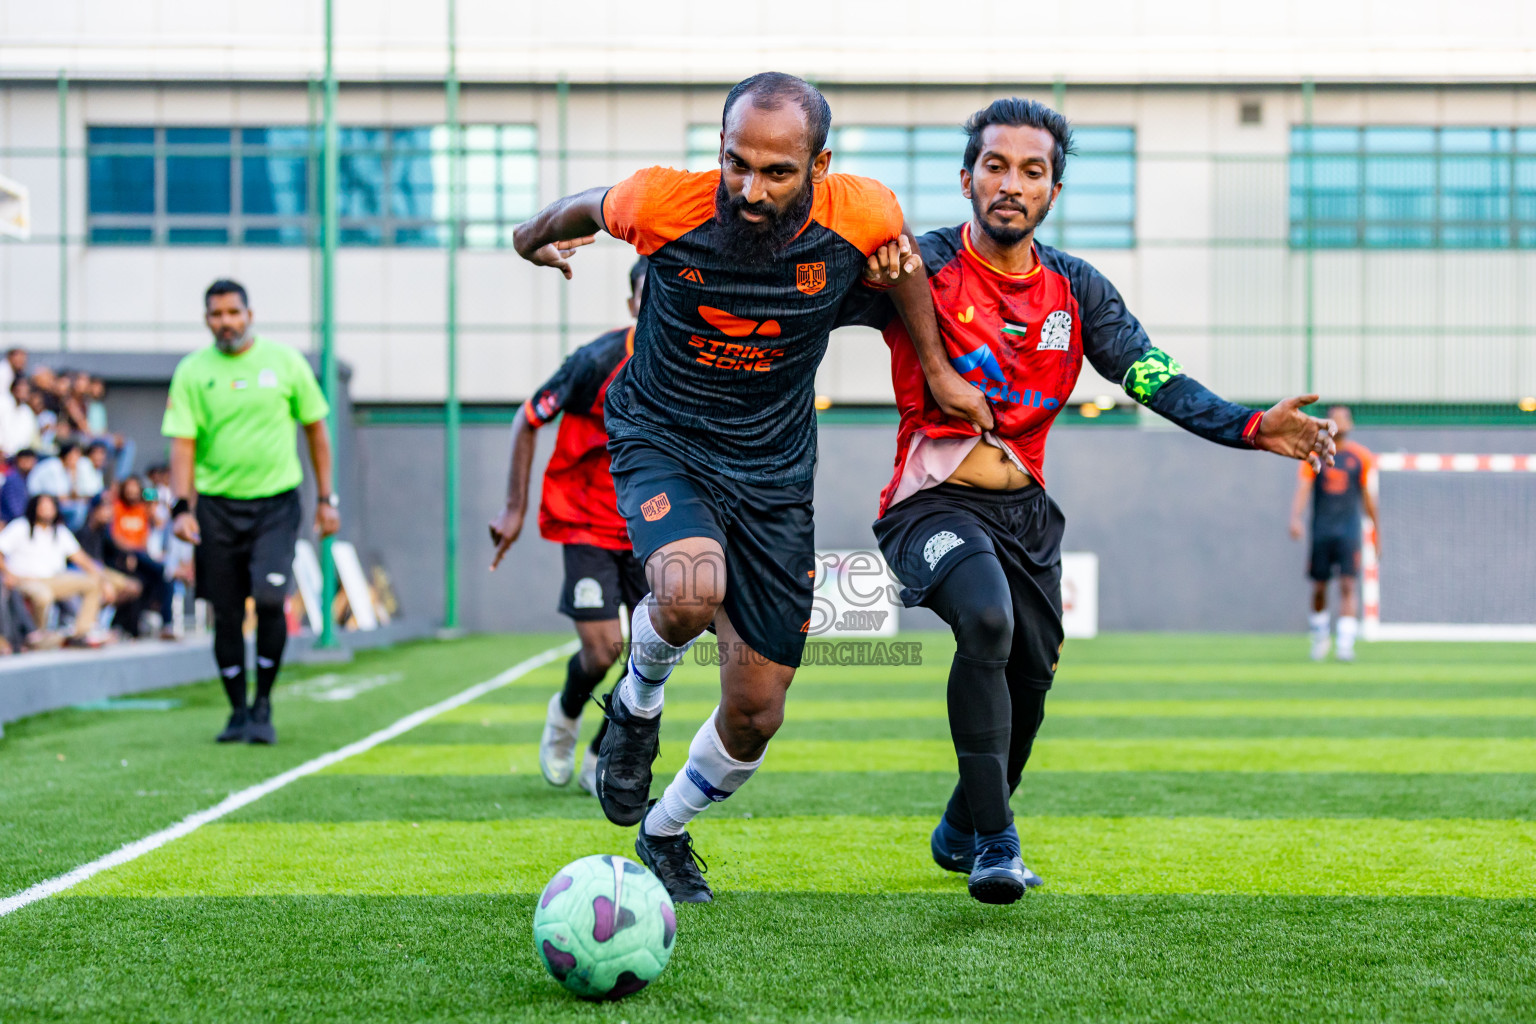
top-left (245, 698), bottom-right (277, 745)
top-left (594, 682), bottom-right (661, 827)
top-left (636, 814), bottom-right (713, 904)
top-left (968, 843), bottom-right (1028, 905)
top-left (216, 708), bottom-right (249, 743)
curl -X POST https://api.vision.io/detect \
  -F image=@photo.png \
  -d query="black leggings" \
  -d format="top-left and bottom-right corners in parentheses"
top-left (927, 552), bottom-right (1050, 835)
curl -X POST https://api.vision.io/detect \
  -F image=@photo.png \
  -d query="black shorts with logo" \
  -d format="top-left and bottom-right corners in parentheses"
top-left (1309, 533), bottom-right (1362, 582)
top-left (195, 488), bottom-right (303, 613)
top-left (873, 482), bottom-right (1067, 689)
top-left (559, 543), bottom-right (649, 622)
top-left (608, 437), bottom-right (815, 668)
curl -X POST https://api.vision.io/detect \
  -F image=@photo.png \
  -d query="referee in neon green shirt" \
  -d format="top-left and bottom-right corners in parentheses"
top-left (163, 280), bottom-right (340, 745)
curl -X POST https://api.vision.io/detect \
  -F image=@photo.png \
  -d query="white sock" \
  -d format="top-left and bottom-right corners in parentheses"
top-left (1337, 616), bottom-right (1358, 652)
top-left (1308, 611), bottom-right (1330, 641)
top-left (645, 708), bottom-right (762, 837)
top-left (619, 595), bottom-right (696, 719)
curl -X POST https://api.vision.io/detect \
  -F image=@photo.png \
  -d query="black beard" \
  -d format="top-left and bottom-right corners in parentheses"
top-left (972, 190), bottom-right (1050, 247)
top-left (713, 177), bottom-right (814, 266)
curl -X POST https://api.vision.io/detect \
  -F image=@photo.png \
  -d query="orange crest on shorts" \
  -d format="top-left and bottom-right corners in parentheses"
top-left (641, 492), bottom-right (671, 522)
top-left (796, 262), bottom-right (827, 295)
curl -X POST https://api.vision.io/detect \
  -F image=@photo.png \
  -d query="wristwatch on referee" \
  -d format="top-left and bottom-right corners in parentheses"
top-left (319, 493), bottom-right (340, 510)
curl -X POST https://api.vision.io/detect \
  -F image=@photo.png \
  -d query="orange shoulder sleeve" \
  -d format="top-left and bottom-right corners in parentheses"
top-left (1298, 460), bottom-right (1316, 482)
top-left (813, 174), bottom-right (905, 256)
top-left (601, 167), bottom-right (718, 256)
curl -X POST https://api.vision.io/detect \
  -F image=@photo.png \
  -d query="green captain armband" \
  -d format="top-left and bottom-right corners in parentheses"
top-left (1123, 348), bottom-right (1184, 405)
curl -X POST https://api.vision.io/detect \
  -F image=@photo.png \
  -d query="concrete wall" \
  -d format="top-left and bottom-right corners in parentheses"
top-left (356, 419), bottom-right (1536, 635)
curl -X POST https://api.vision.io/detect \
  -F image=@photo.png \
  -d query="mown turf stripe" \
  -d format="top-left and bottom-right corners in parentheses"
top-left (70, 816), bottom-right (1536, 898)
top-left (232, 770), bottom-right (1536, 824)
top-left (0, 643), bottom-right (575, 918)
top-left (440, 697), bottom-right (1536, 724)
top-left (323, 738), bottom-right (1536, 776)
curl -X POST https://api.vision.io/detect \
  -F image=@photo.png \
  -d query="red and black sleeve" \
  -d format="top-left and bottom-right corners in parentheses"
top-left (522, 332), bottom-right (624, 428)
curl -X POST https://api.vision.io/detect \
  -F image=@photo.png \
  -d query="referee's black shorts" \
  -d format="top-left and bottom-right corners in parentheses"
top-left (195, 489), bottom-right (302, 613)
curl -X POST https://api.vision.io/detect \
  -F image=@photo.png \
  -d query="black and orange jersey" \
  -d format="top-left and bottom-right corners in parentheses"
top-left (838, 224), bottom-right (1262, 514)
top-left (601, 166), bottom-right (905, 486)
top-left (523, 327), bottom-right (634, 551)
top-left (1300, 439), bottom-right (1373, 540)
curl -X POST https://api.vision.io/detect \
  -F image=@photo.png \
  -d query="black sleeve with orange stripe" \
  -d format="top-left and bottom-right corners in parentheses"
top-left (1053, 248), bottom-right (1262, 450)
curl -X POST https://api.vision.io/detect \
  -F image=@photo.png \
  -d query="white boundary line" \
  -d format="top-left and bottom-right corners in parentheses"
top-left (0, 640), bottom-right (575, 918)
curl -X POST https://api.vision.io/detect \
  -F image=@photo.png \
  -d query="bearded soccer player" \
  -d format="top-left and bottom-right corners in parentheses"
top-left (843, 98), bottom-right (1337, 904)
top-left (512, 72), bottom-right (989, 903)
top-left (489, 258), bottom-right (651, 795)
top-left (1288, 405), bottom-right (1380, 662)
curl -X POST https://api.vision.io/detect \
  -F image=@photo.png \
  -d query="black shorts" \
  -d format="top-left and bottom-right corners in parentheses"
top-left (558, 543), bottom-right (649, 621)
top-left (873, 482), bottom-right (1066, 688)
top-left (608, 437), bottom-right (815, 668)
top-left (1309, 534), bottom-right (1362, 582)
top-left (195, 489), bottom-right (302, 613)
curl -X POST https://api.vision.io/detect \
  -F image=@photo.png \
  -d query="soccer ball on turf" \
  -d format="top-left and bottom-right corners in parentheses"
top-left (533, 854), bottom-right (677, 1001)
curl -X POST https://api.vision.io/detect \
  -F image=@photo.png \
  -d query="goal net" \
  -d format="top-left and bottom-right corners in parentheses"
top-left (1364, 453), bottom-right (1536, 641)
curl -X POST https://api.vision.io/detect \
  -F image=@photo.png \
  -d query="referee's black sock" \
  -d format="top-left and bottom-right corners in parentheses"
top-left (214, 617), bottom-right (248, 709)
top-left (559, 652), bottom-right (609, 720)
top-left (253, 606), bottom-right (288, 703)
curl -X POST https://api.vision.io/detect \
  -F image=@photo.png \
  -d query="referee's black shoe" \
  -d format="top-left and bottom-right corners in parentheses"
top-left (246, 698), bottom-right (277, 745)
top-left (215, 708), bottom-right (248, 743)
top-left (595, 682), bottom-right (660, 827)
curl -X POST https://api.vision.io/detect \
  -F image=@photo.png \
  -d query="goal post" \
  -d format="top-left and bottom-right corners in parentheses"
top-left (1363, 453), bottom-right (1536, 642)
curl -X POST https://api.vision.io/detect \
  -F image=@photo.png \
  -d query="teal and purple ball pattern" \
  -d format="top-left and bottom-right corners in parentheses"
top-left (532, 854), bottom-right (677, 1001)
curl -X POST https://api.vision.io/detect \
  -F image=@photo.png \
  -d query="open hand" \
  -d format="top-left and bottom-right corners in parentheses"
top-left (1255, 395), bottom-right (1336, 471)
top-left (173, 511), bottom-right (201, 545)
top-left (523, 236), bottom-right (596, 279)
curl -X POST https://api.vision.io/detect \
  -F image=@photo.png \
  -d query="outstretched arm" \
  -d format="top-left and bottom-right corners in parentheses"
top-left (1071, 256), bottom-right (1336, 469)
top-left (511, 187), bottom-right (604, 279)
top-left (489, 414), bottom-right (539, 570)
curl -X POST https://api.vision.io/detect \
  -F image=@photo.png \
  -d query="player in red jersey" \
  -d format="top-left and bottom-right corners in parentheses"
top-left (490, 259), bottom-right (650, 796)
top-left (845, 98), bottom-right (1337, 904)
top-left (1288, 405), bottom-right (1380, 661)
top-left (512, 73), bottom-right (989, 902)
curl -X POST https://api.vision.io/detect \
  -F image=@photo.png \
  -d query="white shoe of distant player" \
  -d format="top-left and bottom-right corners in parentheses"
top-left (539, 693), bottom-right (581, 786)
top-left (1336, 644), bottom-right (1356, 663)
top-left (1310, 635), bottom-right (1331, 661)
top-left (577, 744), bottom-right (599, 797)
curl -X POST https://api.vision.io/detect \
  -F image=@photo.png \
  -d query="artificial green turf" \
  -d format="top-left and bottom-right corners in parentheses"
top-left (4, 632), bottom-right (1536, 1022)
top-left (233, 771), bottom-right (1536, 823)
top-left (3, 895), bottom-right (1534, 1023)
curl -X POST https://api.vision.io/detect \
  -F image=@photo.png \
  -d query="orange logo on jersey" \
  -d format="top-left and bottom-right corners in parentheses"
top-left (641, 493), bottom-right (671, 522)
top-left (796, 262), bottom-right (827, 295)
top-left (678, 268), bottom-right (705, 284)
top-left (699, 305), bottom-right (780, 338)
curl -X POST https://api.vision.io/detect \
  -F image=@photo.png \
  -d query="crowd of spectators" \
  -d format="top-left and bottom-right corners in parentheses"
top-left (0, 348), bottom-right (193, 655)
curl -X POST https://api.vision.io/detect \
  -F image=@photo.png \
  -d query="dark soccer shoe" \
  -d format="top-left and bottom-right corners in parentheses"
top-left (216, 708), bottom-right (248, 743)
top-left (245, 699), bottom-right (277, 745)
top-left (595, 683), bottom-right (661, 827)
top-left (636, 820), bottom-right (713, 904)
top-left (968, 844), bottom-right (1028, 905)
top-left (930, 817), bottom-right (976, 874)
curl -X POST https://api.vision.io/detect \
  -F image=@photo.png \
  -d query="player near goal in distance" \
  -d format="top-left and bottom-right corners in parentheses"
top-left (842, 98), bottom-right (1338, 904)
top-left (512, 72), bottom-right (991, 903)
top-left (489, 258), bottom-right (652, 795)
top-left (1289, 405), bottom-right (1380, 661)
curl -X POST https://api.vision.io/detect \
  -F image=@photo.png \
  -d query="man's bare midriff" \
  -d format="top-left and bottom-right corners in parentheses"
top-left (944, 438), bottom-right (1033, 490)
